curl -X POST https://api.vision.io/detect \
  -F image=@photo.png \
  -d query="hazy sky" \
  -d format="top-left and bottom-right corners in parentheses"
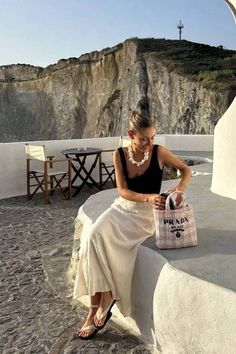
top-left (0, 0), bottom-right (235, 67)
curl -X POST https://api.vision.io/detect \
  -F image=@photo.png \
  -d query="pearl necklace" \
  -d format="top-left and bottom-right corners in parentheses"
top-left (128, 145), bottom-right (149, 167)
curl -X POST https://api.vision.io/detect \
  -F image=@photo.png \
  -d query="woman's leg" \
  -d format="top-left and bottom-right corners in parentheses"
top-left (76, 292), bottom-right (101, 337)
top-left (94, 290), bottom-right (115, 328)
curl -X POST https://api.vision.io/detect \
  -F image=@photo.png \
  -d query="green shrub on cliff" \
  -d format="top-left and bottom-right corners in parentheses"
top-left (134, 38), bottom-right (236, 91)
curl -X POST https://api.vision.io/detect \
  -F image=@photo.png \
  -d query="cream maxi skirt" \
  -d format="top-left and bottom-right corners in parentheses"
top-left (73, 196), bottom-right (156, 316)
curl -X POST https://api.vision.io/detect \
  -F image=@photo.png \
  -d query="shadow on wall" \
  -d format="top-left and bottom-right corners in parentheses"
top-left (131, 245), bottom-right (167, 342)
top-left (142, 229), bottom-right (236, 292)
top-left (0, 85), bottom-right (58, 142)
top-left (73, 97), bottom-right (87, 139)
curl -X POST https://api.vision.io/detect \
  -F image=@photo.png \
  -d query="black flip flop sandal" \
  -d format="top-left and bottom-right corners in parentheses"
top-left (94, 299), bottom-right (116, 330)
top-left (75, 324), bottom-right (99, 340)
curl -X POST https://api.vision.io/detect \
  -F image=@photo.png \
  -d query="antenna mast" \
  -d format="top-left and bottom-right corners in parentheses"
top-left (177, 20), bottom-right (184, 40)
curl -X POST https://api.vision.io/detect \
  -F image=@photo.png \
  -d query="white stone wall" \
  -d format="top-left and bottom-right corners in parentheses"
top-left (0, 135), bottom-right (213, 200)
top-left (0, 137), bottom-right (120, 200)
top-left (211, 0), bottom-right (236, 199)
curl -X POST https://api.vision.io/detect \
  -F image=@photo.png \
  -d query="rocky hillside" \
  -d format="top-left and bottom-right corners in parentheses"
top-left (0, 38), bottom-right (235, 142)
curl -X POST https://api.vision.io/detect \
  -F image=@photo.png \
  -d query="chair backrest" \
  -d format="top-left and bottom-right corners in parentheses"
top-left (25, 144), bottom-right (46, 161)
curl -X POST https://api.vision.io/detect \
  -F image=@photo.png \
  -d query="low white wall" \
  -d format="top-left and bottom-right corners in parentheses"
top-left (164, 134), bottom-right (213, 151)
top-left (0, 134), bottom-right (213, 200)
top-left (211, 0), bottom-right (236, 200)
top-left (71, 178), bottom-right (236, 353)
top-left (153, 263), bottom-right (236, 354)
top-left (0, 137), bottom-right (120, 200)
top-left (211, 98), bottom-right (236, 200)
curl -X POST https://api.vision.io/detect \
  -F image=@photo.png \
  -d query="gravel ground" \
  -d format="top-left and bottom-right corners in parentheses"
top-left (0, 184), bottom-right (154, 354)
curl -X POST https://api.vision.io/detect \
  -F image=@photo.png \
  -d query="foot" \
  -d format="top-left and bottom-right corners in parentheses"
top-left (75, 305), bottom-right (99, 339)
top-left (94, 292), bottom-right (116, 329)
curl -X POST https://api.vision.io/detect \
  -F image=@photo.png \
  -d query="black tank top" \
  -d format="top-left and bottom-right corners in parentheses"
top-left (118, 145), bottom-right (163, 194)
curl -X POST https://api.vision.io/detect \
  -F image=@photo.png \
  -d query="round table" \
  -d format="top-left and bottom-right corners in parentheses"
top-left (62, 147), bottom-right (102, 196)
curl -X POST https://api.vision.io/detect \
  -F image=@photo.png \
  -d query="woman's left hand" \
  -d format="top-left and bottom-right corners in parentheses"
top-left (175, 193), bottom-right (184, 207)
top-left (166, 187), bottom-right (184, 206)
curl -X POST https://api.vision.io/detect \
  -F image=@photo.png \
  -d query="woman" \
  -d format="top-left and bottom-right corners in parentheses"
top-left (74, 110), bottom-right (191, 339)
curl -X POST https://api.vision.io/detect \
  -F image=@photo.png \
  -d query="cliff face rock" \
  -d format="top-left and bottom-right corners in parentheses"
top-left (145, 55), bottom-right (230, 134)
top-left (0, 38), bottom-right (235, 142)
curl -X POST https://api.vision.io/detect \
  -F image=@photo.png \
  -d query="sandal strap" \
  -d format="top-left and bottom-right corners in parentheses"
top-left (90, 304), bottom-right (99, 308)
top-left (96, 298), bottom-right (114, 321)
top-left (81, 324), bottom-right (97, 331)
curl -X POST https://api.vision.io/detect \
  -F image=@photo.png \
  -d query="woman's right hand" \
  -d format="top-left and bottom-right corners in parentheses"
top-left (146, 194), bottom-right (166, 209)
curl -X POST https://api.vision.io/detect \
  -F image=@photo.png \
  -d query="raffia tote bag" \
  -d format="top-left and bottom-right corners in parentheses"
top-left (154, 191), bottom-right (197, 249)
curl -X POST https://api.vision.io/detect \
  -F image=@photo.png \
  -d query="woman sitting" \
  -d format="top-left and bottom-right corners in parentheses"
top-left (73, 110), bottom-right (191, 339)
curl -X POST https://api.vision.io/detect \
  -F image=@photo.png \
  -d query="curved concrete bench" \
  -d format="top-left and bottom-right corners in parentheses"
top-left (68, 161), bottom-right (236, 353)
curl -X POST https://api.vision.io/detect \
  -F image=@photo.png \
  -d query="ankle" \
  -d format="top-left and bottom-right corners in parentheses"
top-left (101, 291), bottom-right (112, 300)
top-left (86, 308), bottom-right (97, 320)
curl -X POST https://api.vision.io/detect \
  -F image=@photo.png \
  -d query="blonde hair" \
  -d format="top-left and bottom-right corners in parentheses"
top-left (129, 110), bottom-right (155, 131)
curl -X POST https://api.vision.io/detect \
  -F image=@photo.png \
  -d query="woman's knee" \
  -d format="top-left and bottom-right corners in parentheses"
top-left (88, 210), bottom-right (113, 243)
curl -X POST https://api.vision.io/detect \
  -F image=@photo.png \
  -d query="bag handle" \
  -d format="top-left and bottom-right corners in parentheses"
top-left (165, 190), bottom-right (185, 210)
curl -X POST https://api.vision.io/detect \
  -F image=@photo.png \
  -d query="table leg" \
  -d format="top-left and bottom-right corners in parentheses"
top-left (71, 153), bottom-right (103, 196)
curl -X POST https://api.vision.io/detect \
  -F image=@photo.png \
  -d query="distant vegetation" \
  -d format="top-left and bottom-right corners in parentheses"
top-left (134, 38), bottom-right (236, 91)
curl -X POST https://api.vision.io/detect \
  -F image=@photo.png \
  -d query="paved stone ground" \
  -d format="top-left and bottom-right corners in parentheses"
top-left (0, 185), bottom-right (154, 354)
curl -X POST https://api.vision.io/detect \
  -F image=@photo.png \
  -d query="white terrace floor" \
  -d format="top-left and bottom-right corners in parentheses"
top-left (0, 183), bottom-right (154, 353)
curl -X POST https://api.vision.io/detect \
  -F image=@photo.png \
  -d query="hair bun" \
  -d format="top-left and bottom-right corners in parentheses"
top-left (131, 110), bottom-right (139, 119)
top-left (129, 109), bottom-right (155, 131)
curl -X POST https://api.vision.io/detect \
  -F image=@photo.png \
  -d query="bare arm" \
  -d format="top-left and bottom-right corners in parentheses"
top-left (113, 149), bottom-right (162, 205)
top-left (158, 145), bottom-right (192, 192)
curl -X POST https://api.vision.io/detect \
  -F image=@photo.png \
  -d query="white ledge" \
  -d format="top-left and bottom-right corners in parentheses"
top-left (69, 158), bottom-right (236, 353)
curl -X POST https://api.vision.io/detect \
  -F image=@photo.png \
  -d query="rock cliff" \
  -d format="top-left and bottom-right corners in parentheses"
top-left (0, 38), bottom-right (235, 142)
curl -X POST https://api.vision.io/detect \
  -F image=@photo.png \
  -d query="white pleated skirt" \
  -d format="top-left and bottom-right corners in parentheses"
top-left (73, 196), bottom-right (156, 316)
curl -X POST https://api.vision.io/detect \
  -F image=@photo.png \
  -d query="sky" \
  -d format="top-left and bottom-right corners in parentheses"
top-left (0, 0), bottom-right (235, 68)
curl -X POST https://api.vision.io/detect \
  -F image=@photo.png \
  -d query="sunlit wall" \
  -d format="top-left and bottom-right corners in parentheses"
top-left (211, 0), bottom-right (236, 199)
